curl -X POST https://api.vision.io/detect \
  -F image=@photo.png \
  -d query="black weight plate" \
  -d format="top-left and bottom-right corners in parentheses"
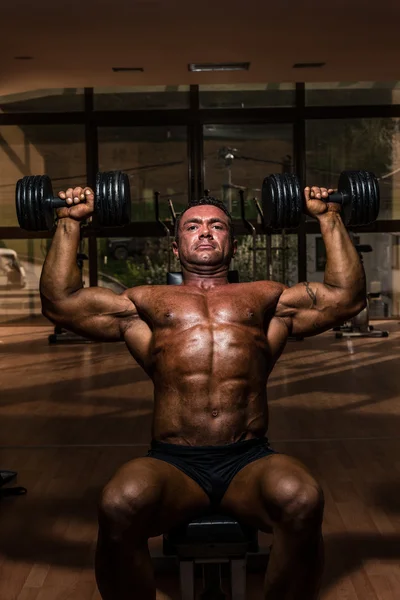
top-left (338, 171), bottom-right (356, 226)
top-left (95, 171), bottom-right (131, 226)
top-left (34, 175), bottom-right (54, 231)
top-left (118, 172), bottom-right (131, 225)
top-left (16, 177), bottom-right (27, 229)
top-left (262, 174), bottom-right (277, 229)
top-left (95, 172), bottom-right (107, 226)
top-left (360, 170), bottom-right (380, 224)
top-left (262, 174), bottom-right (282, 229)
top-left (262, 173), bottom-right (302, 230)
top-left (16, 175), bottom-right (53, 231)
top-left (283, 173), bottom-right (302, 228)
top-left (338, 170), bottom-right (379, 226)
top-left (41, 175), bottom-right (55, 230)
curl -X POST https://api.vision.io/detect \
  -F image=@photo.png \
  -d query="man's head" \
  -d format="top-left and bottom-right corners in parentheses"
top-left (172, 197), bottom-right (237, 274)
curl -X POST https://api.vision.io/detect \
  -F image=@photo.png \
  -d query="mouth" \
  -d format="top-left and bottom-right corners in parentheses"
top-left (196, 244), bottom-right (215, 249)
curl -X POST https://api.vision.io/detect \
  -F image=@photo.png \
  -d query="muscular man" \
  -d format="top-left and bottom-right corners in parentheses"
top-left (40, 184), bottom-right (366, 600)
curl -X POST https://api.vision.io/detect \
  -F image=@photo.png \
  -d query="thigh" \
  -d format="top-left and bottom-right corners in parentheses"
top-left (102, 456), bottom-right (210, 536)
top-left (220, 453), bottom-right (321, 532)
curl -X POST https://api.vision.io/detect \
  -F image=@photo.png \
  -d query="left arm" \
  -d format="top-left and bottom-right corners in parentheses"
top-left (275, 186), bottom-right (366, 337)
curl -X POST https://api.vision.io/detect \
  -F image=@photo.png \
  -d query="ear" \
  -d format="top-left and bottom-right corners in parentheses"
top-left (172, 240), bottom-right (179, 258)
top-left (232, 238), bottom-right (238, 257)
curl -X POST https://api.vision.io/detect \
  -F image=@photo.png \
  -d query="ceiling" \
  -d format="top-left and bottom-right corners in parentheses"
top-left (1, 0), bottom-right (400, 96)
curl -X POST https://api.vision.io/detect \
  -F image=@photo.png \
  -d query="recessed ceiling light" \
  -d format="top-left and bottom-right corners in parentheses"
top-left (189, 62), bottom-right (250, 72)
top-left (112, 67), bottom-right (144, 72)
top-left (14, 56), bottom-right (34, 60)
top-left (293, 62), bottom-right (326, 69)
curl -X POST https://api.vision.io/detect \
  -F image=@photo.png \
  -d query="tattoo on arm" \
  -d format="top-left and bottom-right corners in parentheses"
top-left (303, 282), bottom-right (317, 306)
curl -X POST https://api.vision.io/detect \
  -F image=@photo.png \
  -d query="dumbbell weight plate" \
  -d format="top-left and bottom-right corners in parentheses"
top-left (338, 170), bottom-right (379, 227)
top-left (95, 171), bottom-right (131, 227)
top-left (16, 175), bottom-right (54, 231)
top-left (262, 173), bottom-right (302, 230)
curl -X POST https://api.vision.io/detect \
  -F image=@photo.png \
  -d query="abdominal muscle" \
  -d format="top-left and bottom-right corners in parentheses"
top-left (149, 322), bottom-right (270, 445)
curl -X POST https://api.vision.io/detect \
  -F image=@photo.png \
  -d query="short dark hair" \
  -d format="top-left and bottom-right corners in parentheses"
top-left (175, 196), bottom-right (234, 241)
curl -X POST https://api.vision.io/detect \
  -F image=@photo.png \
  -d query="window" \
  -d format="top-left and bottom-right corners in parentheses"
top-left (203, 123), bottom-right (293, 219)
top-left (94, 86), bottom-right (190, 110)
top-left (199, 84), bottom-right (295, 108)
top-left (305, 82), bottom-right (400, 106)
top-left (306, 119), bottom-right (400, 220)
top-left (0, 89), bottom-right (84, 113)
top-left (97, 126), bottom-right (188, 221)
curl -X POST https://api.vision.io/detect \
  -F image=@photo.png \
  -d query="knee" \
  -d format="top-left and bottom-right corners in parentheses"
top-left (98, 479), bottom-right (160, 540)
top-left (268, 476), bottom-right (324, 530)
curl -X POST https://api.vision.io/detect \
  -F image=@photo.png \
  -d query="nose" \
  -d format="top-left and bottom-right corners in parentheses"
top-left (199, 226), bottom-right (213, 239)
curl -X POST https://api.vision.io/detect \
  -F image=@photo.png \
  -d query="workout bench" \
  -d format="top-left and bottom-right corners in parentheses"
top-left (163, 513), bottom-right (259, 600)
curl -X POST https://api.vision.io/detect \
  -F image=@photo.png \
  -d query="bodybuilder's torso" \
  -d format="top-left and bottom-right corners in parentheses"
top-left (124, 281), bottom-right (289, 445)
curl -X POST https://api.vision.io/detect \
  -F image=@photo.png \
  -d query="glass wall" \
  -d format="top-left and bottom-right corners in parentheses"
top-left (97, 126), bottom-right (187, 288)
top-left (199, 84), bottom-right (295, 108)
top-left (306, 118), bottom-right (400, 219)
top-left (305, 82), bottom-right (400, 106)
top-left (0, 89), bottom-right (85, 113)
top-left (203, 123), bottom-right (293, 219)
top-left (0, 125), bottom-right (86, 226)
top-left (97, 236), bottom-right (180, 290)
top-left (98, 126), bottom-right (188, 222)
top-left (0, 84), bottom-right (399, 324)
top-left (94, 86), bottom-right (190, 110)
top-left (233, 233), bottom-right (298, 285)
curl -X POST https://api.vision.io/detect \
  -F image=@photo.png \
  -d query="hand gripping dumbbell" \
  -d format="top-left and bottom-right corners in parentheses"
top-left (16, 171), bottom-right (131, 231)
top-left (262, 170), bottom-right (380, 230)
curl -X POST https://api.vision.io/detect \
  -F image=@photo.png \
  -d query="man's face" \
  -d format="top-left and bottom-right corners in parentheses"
top-left (172, 205), bottom-right (237, 270)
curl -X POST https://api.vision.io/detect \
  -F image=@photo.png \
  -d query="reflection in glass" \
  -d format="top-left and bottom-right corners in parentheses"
top-left (0, 238), bottom-right (89, 324)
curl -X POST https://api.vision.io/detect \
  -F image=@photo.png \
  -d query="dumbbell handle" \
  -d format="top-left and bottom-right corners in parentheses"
top-left (47, 197), bottom-right (86, 209)
top-left (320, 191), bottom-right (346, 205)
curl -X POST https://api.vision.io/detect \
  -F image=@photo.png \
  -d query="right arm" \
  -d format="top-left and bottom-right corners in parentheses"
top-left (40, 187), bottom-right (137, 341)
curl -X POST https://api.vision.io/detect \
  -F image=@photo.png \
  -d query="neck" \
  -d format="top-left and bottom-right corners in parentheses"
top-left (181, 266), bottom-right (229, 289)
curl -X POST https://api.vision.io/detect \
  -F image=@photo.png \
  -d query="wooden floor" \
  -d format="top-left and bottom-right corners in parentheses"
top-left (1, 319), bottom-right (400, 599)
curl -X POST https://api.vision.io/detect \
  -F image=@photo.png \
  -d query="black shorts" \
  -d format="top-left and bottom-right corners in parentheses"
top-left (146, 437), bottom-right (276, 507)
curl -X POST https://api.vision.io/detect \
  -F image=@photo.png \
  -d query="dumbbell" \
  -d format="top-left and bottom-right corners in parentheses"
top-left (16, 171), bottom-right (131, 231)
top-left (262, 170), bottom-right (380, 230)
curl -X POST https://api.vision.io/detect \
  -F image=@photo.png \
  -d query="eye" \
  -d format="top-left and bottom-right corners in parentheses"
top-left (188, 225), bottom-right (197, 231)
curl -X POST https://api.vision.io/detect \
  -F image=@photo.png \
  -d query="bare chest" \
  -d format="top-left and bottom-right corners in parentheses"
top-left (143, 287), bottom-right (268, 331)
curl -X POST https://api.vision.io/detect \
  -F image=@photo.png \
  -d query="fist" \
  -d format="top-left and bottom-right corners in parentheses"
top-left (304, 186), bottom-right (337, 218)
top-left (56, 186), bottom-right (94, 222)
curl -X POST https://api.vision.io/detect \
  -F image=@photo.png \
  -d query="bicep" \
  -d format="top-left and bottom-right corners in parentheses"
top-left (43, 287), bottom-right (137, 341)
top-left (275, 281), bottom-right (358, 337)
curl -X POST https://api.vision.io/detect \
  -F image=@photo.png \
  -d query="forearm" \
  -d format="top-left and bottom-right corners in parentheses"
top-left (40, 218), bottom-right (82, 308)
top-left (318, 211), bottom-right (366, 305)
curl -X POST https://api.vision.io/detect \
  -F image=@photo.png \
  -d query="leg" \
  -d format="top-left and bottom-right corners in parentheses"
top-left (95, 456), bottom-right (210, 600)
top-left (220, 453), bottom-right (324, 600)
